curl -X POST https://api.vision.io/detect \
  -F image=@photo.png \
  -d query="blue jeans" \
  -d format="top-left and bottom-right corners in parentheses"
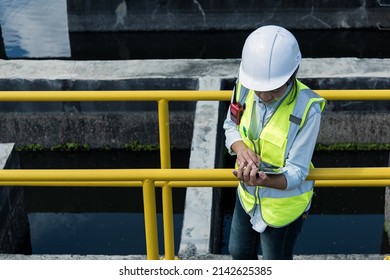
top-left (228, 194), bottom-right (306, 260)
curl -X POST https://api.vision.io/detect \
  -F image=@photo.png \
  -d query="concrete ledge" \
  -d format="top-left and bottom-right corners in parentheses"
top-left (179, 77), bottom-right (222, 258)
top-left (0, 254), bottom-right (387, 260)
top-left (2, 58), bottom-right (390, 81)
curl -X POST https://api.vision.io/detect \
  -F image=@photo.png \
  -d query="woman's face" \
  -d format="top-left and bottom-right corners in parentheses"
top-left (255, 83), bottom-right (287, 105)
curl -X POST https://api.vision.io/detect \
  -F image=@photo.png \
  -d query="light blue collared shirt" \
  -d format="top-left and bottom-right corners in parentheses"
top-left (223, 83), bottom-right (323, 232)
top-left (223, 83), bottom-right (323, 191)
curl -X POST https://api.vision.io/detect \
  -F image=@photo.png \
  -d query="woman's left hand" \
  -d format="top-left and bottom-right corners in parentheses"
top-left (232, 161), bottom-right (287, 190)
top-left (232, 160), bottom-right (269, 186)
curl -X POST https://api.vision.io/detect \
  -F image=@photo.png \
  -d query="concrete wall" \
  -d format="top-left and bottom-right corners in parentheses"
top-left (67, 0), bottom-right (390, 31)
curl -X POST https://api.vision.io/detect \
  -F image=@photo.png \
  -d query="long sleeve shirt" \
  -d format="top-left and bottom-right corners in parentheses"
top-left (223, 84), bottom-right (323, 192)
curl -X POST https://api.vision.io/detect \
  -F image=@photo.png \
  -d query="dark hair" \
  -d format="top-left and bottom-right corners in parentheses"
top-left (286, 67), bottom-right (299, 104)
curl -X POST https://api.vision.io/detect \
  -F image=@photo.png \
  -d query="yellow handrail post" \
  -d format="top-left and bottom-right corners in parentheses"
top-left (162, 184), bottom-right (175, 260)
top-left (158, 98), bottom-right (176, 259)
top-left (158, 99), bottom-right (171, 168)
top-left (142, 179), bottom-right (159, 260)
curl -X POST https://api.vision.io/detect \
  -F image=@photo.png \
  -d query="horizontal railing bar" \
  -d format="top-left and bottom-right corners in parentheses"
top-left (0, 90), bottom-right (390, 102)
top-left (169, 180), bottom-right (390, 188)
top-left (0, 168), bottom-right (389, 184)
top-left (1, 180), bottom-right (389, 187)
top-left (0, 169), bottom-right (234, 181)
top-left (306, 167), bottom-right (390, 180)
top-left (0, 90), bottom-right (229, 101)
top-left (315, 90), bottom-right (390, 100)
top-left (314, 180), bottom-right (390, 187)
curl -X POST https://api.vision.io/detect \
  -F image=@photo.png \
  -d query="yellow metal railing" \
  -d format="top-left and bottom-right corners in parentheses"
top-left (1, 89), bottom-right (390, 102)
top-left (0, 89), bottom-right (390, 260)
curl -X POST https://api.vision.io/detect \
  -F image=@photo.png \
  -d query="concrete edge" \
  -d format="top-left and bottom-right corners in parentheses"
top-left (178, 78), bottom-right (221, 258)
top-left (1, 58), bottom-right (390, 80)
top-left (0, 254), bottom-right (387, 260)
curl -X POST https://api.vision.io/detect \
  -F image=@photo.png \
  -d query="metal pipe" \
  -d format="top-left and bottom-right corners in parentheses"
top-left (1, 89), bottom-right (389, 101)
top-left (158, 99), bottom-right (171, 168)
top-left (162, 184), bottom-right (175, 260)
top-left (157, 98), bottom-right (175, 259)
top-left (306, 167), bottom-right (390, 180)
top-left (142, 179), bottom-right (159, 260)
top-left (0, 168), bottom-right (389, 186)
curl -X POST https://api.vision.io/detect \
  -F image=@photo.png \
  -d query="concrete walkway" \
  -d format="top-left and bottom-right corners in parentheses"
top-left (0, 253), bottom-right (387, 260)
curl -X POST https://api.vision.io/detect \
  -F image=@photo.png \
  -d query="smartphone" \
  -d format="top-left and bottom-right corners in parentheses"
top-left (259, 167), bottom-right (286, 175)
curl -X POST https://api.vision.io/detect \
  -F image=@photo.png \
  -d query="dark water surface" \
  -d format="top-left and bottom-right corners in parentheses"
top-left (19, 150), bottom-right (189, 255)
top-left (69, 29), bottom-right (390, 60)
top-left (2, 29), bottom-right (390, 59)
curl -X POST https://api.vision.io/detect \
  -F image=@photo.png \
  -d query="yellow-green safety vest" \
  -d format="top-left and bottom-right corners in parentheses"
top-left (235, 79), bottom-right (326, 227)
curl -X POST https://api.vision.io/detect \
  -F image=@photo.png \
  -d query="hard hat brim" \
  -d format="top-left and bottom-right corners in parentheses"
top-left (239, 62), bottom-right (298, 91)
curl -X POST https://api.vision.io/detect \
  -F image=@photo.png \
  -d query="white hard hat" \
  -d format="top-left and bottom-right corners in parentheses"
top-left (239, 25), bottom-right (301, 91)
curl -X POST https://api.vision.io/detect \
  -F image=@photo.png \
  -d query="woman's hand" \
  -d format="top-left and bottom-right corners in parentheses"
top-left (231, 141), bottom-right (260, 169)
top-left (232, 160), bottom-right (288, 190)
top-left (233, 160), bottom-right (269, 186)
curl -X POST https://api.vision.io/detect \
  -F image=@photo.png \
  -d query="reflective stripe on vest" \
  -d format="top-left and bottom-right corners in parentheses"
top-left (235, 80), bottom-right (326, 227)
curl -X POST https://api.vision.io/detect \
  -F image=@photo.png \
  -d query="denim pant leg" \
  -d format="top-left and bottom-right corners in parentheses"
top-left (260, 214), bottom-right (305, 260)
top-left (228, 196), bottom-right (260, 260)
